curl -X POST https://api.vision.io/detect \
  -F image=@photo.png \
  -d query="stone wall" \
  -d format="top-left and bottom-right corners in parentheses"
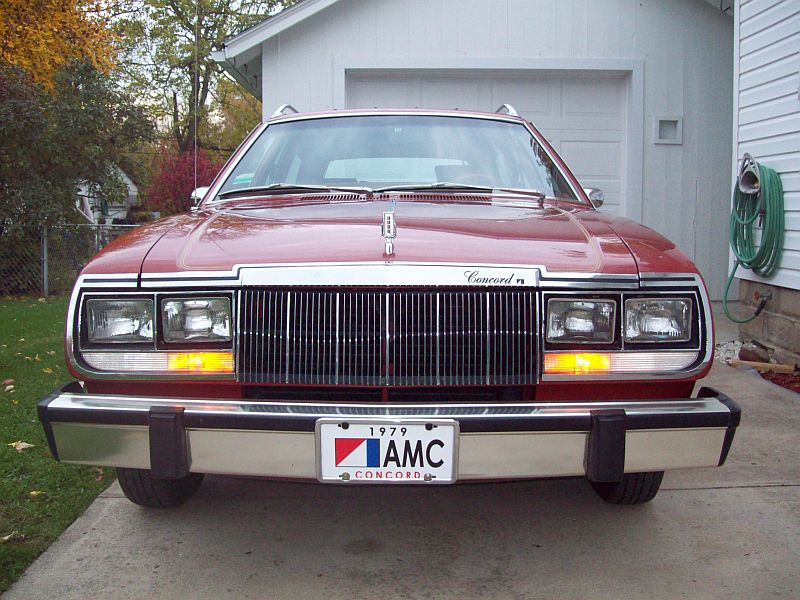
top-left (738, 279), bottom-right (800, 364)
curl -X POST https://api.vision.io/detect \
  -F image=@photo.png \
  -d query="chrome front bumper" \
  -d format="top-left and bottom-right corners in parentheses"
top-left (39, 384), bottom-right (740, 482)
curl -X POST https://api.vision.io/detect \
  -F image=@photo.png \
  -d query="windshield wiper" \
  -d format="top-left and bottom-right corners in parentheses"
top-left (217, 183), bottom-right (374, 199)
top-left (374, 182), bottom-right (546, 199)
top-left (374, 182), bottom-right (491, 193)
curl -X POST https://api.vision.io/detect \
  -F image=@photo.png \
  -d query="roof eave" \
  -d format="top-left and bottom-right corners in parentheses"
top-left (222, 0), bottom-right (340, 58)
top-left (211, 50), bottom-right (261, 99)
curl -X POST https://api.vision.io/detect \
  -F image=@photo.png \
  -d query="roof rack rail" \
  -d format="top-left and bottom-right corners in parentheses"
top-left (495, 104), bottom-right (519, 117)
top-left (270, 104), bottom-right (299, 118)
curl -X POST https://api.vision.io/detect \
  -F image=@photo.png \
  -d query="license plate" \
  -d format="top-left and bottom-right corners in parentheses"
top-left (316, 419), bottom-right (459, 484)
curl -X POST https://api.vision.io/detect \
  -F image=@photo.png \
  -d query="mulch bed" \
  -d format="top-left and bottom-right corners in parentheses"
top-left (759, 371), bottom-right (800, 394)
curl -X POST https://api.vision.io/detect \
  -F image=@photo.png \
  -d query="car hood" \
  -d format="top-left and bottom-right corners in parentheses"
top-left (135, 195), bottom-right (641, 276)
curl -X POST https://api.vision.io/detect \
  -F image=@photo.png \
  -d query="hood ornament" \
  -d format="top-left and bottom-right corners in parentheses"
top-left (382, 211), bottom-right (396, 256)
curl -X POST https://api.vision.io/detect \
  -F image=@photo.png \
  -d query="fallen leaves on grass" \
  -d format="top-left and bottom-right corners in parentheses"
top-left (24, 356), bottom-right (32, 361)
top-left (42, 367), bottom-right (54, 374)
top-left (2, 378), bottom-right (13, 385)
top-left (29, 490), bottom-right (44, 498)
top-left (1, 531), bottom-right (19, 543)
top-left (94, 467), bottom-right (104, 481)
top-left (8, 441), bottom-right (35, 452)
top-left (4, 385), bottom-right (14, 392)
top-left (47, 351), bottom-right (56, 356)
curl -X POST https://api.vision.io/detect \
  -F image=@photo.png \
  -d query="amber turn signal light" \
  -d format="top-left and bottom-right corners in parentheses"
top-left (544, 353), bottom-right (611, 375)
top-left (167, 352), bottom-right (234, 373)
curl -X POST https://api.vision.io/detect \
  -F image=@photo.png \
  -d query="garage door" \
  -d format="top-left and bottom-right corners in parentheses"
top-left (346, 72), bottom-right (626, 216)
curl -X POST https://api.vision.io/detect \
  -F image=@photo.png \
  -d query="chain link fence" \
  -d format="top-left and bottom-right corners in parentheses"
top-left (0, 224), bottom-right (138, 297)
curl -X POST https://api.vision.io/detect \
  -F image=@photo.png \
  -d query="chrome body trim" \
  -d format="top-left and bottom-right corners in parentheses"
top-left (137, 263), bottom-right (545, 288)
top-left (46, 392), bottom-right (730, 421)
top-left (75, 264), bottom-right (654, 290)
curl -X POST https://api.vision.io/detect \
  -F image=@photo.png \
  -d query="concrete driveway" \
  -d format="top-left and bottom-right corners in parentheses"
top-left (5, 323), bottom-right (800, 599)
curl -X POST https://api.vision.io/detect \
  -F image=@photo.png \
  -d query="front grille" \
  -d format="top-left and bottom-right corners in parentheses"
top-left (237, 288), bottom-right (537, 386)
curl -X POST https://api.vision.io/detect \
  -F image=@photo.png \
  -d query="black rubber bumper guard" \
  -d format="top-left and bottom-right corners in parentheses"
top-left (38, 384), bottom-right (741, 482)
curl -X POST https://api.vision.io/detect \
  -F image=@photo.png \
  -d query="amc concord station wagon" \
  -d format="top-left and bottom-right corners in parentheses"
top-left (38, 106), bottom-right (740, 507)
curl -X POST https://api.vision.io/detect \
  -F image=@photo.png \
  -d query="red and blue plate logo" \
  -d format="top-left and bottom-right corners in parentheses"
top-left (335, 438), bottom-right (380, 467)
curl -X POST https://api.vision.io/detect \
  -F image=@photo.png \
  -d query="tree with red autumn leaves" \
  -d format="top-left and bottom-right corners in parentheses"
top-left (146, 149), bottom-right (224, 215)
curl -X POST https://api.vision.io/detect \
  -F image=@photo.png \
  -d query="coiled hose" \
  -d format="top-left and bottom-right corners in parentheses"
top-left (723, 158), bottom-right (785, 323)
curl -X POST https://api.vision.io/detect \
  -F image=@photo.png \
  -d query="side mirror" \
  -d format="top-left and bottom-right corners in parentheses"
top-left (189, 186), bottom-right (210, 211)
top-left (583, 187), bottom-right (604, 209)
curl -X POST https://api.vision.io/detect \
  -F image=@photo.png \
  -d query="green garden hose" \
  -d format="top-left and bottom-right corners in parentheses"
top-left (723, 156), bottom-right (785, 323)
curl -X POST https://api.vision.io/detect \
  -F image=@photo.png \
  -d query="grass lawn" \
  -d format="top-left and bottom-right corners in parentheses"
top-left (0, 296), bottom-right (112, 593)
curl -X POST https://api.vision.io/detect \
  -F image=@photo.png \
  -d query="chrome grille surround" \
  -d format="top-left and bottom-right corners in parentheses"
top-left (237, 288), bottom-right (537, 386)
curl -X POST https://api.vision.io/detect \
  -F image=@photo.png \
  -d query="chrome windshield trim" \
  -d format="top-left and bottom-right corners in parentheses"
top-left (47, 393), bottom-right (731, 421)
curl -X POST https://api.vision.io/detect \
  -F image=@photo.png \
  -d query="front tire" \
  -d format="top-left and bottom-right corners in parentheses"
top-left (116, 468), bottom-right (204, 508)
top-left (590, 471), bottom-right (664, 505)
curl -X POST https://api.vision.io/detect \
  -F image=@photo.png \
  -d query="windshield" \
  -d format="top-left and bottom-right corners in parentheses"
top-left (215, 115), bottom-right (579, 201)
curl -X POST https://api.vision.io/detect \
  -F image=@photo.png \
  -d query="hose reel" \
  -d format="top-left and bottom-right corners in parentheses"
top-left (723, 153), bottom-right (785, 323)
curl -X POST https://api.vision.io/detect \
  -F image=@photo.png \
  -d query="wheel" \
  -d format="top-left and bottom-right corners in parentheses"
top-left (116, 467), bottom-right (204, 508)
top-left (590, 471), bottom-right (664, 505)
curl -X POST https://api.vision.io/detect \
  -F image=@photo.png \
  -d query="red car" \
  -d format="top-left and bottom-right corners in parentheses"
top-left (39, 107), bottom-right (739, 507)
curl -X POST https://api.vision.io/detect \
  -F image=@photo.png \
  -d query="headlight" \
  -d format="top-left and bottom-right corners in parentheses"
top-left (86, 299), bottom-right (154, 343)
top-left (162, 297), bottom-right (232, 343)
top-left (624, 298), bottom-right (691, 343)
top-left (546, 299), bottom-right (615, 344)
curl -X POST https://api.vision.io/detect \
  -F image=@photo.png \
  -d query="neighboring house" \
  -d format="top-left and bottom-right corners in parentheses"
top-left (732, 0), bottom-right (800, 360)
top-left (76, 167), bottom-right (139, 224)
top-left (213, 0), bottom-right (735, 299)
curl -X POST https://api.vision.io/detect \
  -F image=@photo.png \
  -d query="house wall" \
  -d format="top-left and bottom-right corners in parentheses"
top-left (733, 0), bottom-right (800, 359)
top-left (732, 0), bottom-right (800, 291)
top-left (258, 0), bottom-right (734, 299)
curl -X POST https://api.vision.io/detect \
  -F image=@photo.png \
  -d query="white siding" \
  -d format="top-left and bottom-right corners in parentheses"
top-left (257, 0), bottom-right (733, 298)
top-left (733, 0), bottom-right (800, 290)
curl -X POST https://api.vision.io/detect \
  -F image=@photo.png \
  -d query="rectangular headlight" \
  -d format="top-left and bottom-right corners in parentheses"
top-left (86, 299), bottom-right (154, 343)
top-left (162, 297), bottom-right (232, 343)
top-left (624, 298), bottom-right (691, 343)
top-left (546, 299), bottom-right (615, 344)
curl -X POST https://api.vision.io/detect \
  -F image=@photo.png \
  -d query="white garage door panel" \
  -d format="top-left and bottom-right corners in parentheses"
top-left (347, 71), bottom-right (626, 216)
top-left (419, 78), bottom-right (482, 111)
top-left (491, 77), bottom-right (557, 117)
top-left (560, 140), bottom-right (622, 214)
top-left (347, 76), bottom-right (417, 108)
